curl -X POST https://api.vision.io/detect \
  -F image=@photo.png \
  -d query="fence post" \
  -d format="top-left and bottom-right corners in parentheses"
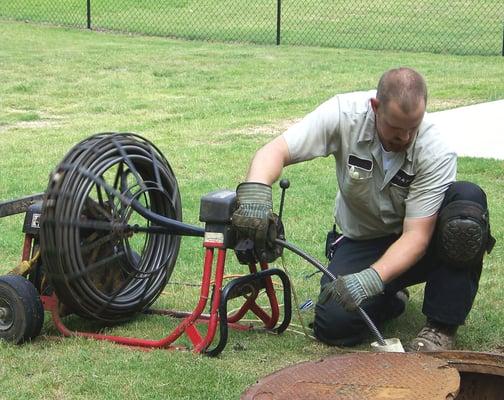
top-left (86, 0), bottom-right (92, 29)
top-left (502, 22), bottom-right (504, 56)
top-left (276, 0), bottom-right (281, 45)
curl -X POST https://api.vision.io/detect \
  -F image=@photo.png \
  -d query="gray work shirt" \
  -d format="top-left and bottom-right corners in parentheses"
top-left (282, 90), bottom-right (457, 240)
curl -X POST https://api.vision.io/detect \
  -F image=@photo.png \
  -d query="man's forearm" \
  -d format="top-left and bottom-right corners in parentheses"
top-left (371, 214), bottom-right (437, 283)
top-left (246, 135), bottom-right (291, 184)
top-left (371, 231), bottom-right (429, 282)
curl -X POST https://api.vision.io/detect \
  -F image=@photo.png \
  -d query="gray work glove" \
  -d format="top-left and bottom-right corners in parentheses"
top-left (232, 182), bottom-right (274, 249)
top-left (318, 268), bottom-right (384, 312)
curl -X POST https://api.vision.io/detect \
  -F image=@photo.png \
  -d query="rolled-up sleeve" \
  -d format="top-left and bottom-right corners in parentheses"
top-left (282, 96), bottom-right (341, 163)
top-left (405, 147), bottom-right (457, 219)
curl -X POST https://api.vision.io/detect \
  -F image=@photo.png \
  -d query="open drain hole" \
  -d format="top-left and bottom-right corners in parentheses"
top-left (455, 371), bottom-right (503, 399)
top-left (432, 351), bottom-right (504, 400)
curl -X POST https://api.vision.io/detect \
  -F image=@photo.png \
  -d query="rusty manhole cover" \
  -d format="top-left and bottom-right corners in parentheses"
top-left (242, 352), bottom-right (460, 400)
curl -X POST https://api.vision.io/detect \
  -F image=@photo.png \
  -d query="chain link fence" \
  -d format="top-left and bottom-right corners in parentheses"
top-left (1, 0), bottom-right (503, 56)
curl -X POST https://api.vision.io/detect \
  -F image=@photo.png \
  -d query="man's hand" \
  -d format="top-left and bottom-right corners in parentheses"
top-left (232, 182), bottom-right (274, 249)
top-left (318, 268), bottom-right (384, 311)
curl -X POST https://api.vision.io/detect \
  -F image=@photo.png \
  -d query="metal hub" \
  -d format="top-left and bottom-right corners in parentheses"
top-left (242, 352), bottom-right (460, 399)
top-left (0, 302), bottom-right (14, 331)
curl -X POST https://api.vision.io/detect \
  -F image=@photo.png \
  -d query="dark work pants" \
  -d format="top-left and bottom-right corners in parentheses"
top-left (313, 181), bottom-right (488, 346)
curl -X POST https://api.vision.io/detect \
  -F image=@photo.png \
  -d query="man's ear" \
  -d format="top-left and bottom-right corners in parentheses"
top-left (370, 98), bottom-right (379, 113)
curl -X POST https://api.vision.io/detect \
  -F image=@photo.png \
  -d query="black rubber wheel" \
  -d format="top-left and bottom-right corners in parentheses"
top-left (0, 275), bottom-right (44, 344)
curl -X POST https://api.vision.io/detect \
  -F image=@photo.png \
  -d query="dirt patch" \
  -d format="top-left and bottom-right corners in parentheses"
top-left (202, 118), bottom-right (302, 145)
top-left (428, 99), bottom-right (478, 112)
top-left (239, 118), bottom-right (301, 136)
top-left (0, 109), bottom-right (64, 133)
top-left (0, 119), bottom-right (57, 133)
top-left (495, 346), bottom-right (504, 354)
top-left (16, 120), bottom-right (54, 129)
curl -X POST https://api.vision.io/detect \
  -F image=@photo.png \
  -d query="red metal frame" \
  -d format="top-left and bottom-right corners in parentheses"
top-left (31, 235), bottom-right (283, 353)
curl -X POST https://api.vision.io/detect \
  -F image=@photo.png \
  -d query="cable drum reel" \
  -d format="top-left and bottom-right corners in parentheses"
top-left (40, 133), bottom-right (183, 322)
top-left (0, 131), bottom-right (291, 353)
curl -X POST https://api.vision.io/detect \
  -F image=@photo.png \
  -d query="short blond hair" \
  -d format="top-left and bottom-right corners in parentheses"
top-left (377, 67), bottom-right (427, 113)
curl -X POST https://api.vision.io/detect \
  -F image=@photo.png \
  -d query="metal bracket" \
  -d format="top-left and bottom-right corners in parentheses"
top-left (0, 193), bottom-right (44, 218)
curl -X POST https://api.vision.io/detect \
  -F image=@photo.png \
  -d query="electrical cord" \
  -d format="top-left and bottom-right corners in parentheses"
top-left (279, 254), bottom-right (314, 340)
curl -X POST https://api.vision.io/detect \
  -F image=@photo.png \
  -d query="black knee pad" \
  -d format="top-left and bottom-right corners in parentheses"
top-left (436, 200), bottom-right (495, 269)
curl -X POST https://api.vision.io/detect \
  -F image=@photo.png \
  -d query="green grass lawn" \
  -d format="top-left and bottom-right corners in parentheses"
top-left (0, 21), bottom-right (503, 399)
top-left (1, 0), bottom-right (503, 55)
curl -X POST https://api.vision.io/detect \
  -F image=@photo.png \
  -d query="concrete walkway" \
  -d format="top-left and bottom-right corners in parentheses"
top-left (427, 100), bottom-right (504, 160)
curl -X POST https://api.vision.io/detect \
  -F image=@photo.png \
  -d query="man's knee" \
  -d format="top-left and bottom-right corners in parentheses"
top-left (313, 301), bottom-right (365, 346)
top-left (444, 181), bottom-right (487, 207)
top-left (436, 181), bottom-right (495, 269)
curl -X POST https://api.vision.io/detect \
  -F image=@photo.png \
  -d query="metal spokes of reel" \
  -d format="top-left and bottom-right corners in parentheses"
top-left (40, 132), bottom-right (182, 322)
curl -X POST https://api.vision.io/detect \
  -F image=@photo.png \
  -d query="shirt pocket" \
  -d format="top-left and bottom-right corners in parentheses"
top-left (342, 156), bottom-right (374, 199)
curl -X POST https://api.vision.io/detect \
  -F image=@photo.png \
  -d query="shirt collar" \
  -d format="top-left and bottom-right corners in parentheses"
top-left (357, 100), bottom-right (376, 143)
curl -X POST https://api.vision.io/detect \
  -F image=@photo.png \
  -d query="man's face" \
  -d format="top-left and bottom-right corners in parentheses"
top-left (371, 98), bottom-right (425, 153)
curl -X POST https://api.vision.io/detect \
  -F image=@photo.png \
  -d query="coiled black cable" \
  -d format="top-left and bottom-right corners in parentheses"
top-left (40, 133), bottom-right (182, 322)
